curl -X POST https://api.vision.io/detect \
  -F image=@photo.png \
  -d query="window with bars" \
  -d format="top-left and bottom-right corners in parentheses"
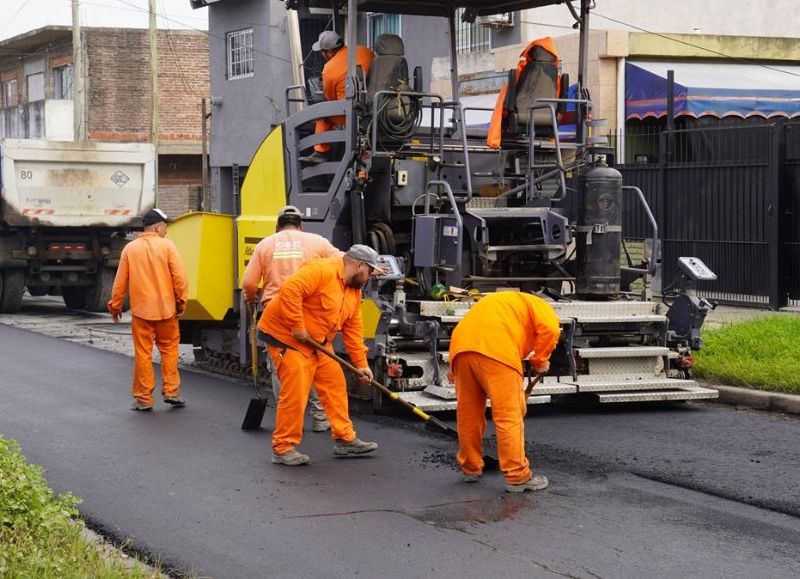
top-left (367, 13), bottom-right (401, 48)
top-left (1, 79), bottom-right (17, 108)
top-left (455, 8), bottom-right (490, 54)
top-left (227, 28), bottom-right (254, 80)
top-left (54, 64), bottom-right (73, 99)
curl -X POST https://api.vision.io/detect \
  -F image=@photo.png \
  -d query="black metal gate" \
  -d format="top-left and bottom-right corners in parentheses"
top-left (619, 120), bottom-right (799, 310)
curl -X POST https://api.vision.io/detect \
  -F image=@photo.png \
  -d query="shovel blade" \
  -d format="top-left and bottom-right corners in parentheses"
top-left (241, 398), bottom-right (268, 431)
top-left (423, 416), bottom-right (459, 440)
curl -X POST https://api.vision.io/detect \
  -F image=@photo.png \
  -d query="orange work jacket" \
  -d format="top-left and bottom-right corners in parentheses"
top-left (258, 255), bottom-right (368, 368)
top-left (241, 228), bottom-right (340, 305)
top-left (323, 45), bottom-right (374, 124)
top-left (449, 292), bottom-right (561, 375)
top-left (108, 232), bottom-right (189, 320)
top-left (323, 45), bottom-right (375, 101)
top-left (487, 36), bottom-right (561, 149)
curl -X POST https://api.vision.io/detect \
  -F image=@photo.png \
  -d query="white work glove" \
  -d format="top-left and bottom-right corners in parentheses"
top-left (534, 361), bottom-right (550, 375)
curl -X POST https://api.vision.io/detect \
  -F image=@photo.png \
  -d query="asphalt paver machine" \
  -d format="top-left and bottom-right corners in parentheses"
top-left (173, 0), bottom-right (718, 411)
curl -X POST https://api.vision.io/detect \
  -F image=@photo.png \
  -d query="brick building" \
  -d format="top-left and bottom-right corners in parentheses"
top-left (0, 26), bottom-right (209, 217)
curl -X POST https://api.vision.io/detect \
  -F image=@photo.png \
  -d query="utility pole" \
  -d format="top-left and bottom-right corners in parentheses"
top-left (149, 0), bottom-right (159, 203)
top-left (71, 0), bottom-right (86, 140)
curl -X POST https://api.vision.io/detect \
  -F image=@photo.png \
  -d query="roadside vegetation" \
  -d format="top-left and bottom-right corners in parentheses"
top-left (0, 434), bottom-right (160, 577)
top-left (695, 315), bottom-right (800, 394)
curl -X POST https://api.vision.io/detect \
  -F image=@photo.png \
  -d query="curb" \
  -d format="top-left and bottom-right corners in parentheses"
top-left (705, 384), bottom-right (800, 416)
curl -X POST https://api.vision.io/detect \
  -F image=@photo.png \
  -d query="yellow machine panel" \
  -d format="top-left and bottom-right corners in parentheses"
top-left (168, 212), bottom-right (234, 322)
top-left (237, 125), bottom-right (290, 281)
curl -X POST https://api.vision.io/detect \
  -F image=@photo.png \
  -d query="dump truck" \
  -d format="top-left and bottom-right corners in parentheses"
top-left (172, 0), bottom-right (719, 411)
top-left (0, 139), bottom-right (156, 313)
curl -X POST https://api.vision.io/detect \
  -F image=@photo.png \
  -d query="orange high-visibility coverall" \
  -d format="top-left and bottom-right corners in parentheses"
top-left (108, 232), bottom-right (189, 406)
top-left (449, 292), bottom-right (560, 484)
top-left (241, 229), bottom-right (340, 306)
top-left (487, 36), bottom-right (561, 149)
top-left (314, 45), bottom-right (374, 153)
top-left (258, 255), bottom-right (368, 455)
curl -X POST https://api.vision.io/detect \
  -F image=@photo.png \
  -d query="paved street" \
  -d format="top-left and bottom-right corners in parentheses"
top-left (1, 310), bottom-right (799, 578)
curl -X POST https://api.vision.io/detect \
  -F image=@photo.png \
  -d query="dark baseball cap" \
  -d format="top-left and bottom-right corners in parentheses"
top-left (142, 208), bottom-right (170, 226)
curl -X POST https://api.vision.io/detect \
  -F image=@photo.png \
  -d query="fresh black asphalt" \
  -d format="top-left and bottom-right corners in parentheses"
top-left (1, 324), bottom-right (799, 578)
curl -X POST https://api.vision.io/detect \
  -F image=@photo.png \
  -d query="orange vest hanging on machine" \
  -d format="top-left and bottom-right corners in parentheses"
top-left (486, 36), bottom-right (562, 149)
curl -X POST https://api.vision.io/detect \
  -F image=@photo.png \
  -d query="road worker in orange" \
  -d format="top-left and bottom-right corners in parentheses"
top-left (487, 36), bottom-right (561, 149)
top-left (241, 204), bottom-right (340, 432)
top-left (259, 244), bottom-right (384, 466)
top-left (449, 291), bottom-right (560, 492)
top-left (108, 208), bottom-right (189, 411)
top-left (300, 30), bottom-right (374, 164)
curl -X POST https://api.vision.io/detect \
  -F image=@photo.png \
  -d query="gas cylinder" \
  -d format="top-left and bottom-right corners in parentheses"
top-left (575, 160), bottom-right (623, 296)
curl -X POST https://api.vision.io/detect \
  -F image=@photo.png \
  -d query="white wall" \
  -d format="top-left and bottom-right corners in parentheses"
top-left (521, 0), bottom-right (798, 42)
top-left (44, 99), bottom-right (74, 141)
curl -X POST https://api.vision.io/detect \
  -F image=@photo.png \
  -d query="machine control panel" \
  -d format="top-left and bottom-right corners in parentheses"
top-left (376, 255), bottom-right (405, 281)
top-left (678, 257), bottom-right (717, 282)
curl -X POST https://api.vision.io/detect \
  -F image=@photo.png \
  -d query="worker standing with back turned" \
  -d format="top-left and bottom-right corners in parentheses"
top-left (258, 245), bottom-right (385, 466)
top-left (108, 208), bottom-right (189, 411)
top-left (449, 291), bottom-right (561, 492)
top-left (241, 205), bottom-right (341, 432)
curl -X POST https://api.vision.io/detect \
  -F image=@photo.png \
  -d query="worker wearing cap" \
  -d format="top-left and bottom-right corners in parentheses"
top-left (449, 292), bottom-right (560, 492)
top-left (300, 30), bottom-right (374, 164)
top-left (241, 205), bottom-right (340, 432)
top-left (108, 208), bottom-right (189, 411)
top-left (259, 244), bottom-right (384, 466)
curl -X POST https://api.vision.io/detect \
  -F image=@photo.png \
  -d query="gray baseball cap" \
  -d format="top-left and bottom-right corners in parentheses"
top-left (278, 205), bottom-right (303, 218)
top-left (312, 30), bottom-right (343, 51)
top-left (345, 244), bottom-right (386, 274)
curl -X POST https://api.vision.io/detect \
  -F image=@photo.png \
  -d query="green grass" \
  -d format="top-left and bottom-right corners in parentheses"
top-left (695, 315), bottom-right (800, 394)
top-left (0, 434), bottom-right (160, 578)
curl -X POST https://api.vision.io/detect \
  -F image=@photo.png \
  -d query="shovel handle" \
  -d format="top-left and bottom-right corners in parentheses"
top-left (306, 338), bottom-right (452, 428)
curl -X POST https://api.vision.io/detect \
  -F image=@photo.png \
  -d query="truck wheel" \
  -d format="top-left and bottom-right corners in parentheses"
top-left (0, 269), bottom-right (25, 313)
top-left (27, 286), bottom-right (48, 297)
top-left (62, 286), bottom-right (86, 310)
top-left (84, 267), bottom-right (116, 312)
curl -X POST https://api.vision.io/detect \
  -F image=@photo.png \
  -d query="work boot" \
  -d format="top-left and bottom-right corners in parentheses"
top-left (333, 437), bottom-right (378, 457)
top-left (504, 475), bottom-right (549, 493)
top-left (312, 418), bottom-right (331, 432)
top-left (271, 449), bottom-right (310, 466)
top-left (462, 473), bottom-right (482, 483)
top-left (131, 402), bottom-right (153, 412)
top-left (299, 151), bottom-right (328, 165)
top-left (163, 396), bottom-right (186, 407)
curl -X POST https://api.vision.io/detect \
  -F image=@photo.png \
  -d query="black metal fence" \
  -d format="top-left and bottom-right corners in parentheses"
top-left (618, 120), bottom-right (800, 309)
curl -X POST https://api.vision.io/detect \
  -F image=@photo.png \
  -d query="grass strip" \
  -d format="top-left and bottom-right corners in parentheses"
top-left (695, 315), bottom-right (800, 394)
top-left (0, 434), bottom-right (159, 577)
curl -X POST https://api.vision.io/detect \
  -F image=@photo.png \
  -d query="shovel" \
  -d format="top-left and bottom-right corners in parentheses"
top-left (307, 338), bottom-right (500, 471)
top-left (241, 305), bottom-right (269, 431)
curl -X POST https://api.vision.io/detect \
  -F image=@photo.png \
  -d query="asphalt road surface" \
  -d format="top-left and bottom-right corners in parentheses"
top-left (1, 323), bottom-right (799, 578)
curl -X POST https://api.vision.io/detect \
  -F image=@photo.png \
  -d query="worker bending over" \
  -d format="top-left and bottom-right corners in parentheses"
top-left (241, 204), bottom-right (340, 432)
top-left (449, 292), bottom-right (560, 492)
top-left (259, 244), bottom-right (385, 465)
top-left (108, 208), bottom-right (189, 411)
top-left (300, 30), bottom-right (374, 164)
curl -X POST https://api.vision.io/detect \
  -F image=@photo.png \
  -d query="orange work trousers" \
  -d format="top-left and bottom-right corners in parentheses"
top-left (313, 116), bottom-right (345, 154)
top-left (268, 345), bottom-right (356, 455)
top-left (453, 351), bottom-right (531, 484)
top-left (131, 315), bottom-right (181, 406)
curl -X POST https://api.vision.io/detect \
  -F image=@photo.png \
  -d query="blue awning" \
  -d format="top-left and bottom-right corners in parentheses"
top-left (625, 61), bottom-right (800, 120)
